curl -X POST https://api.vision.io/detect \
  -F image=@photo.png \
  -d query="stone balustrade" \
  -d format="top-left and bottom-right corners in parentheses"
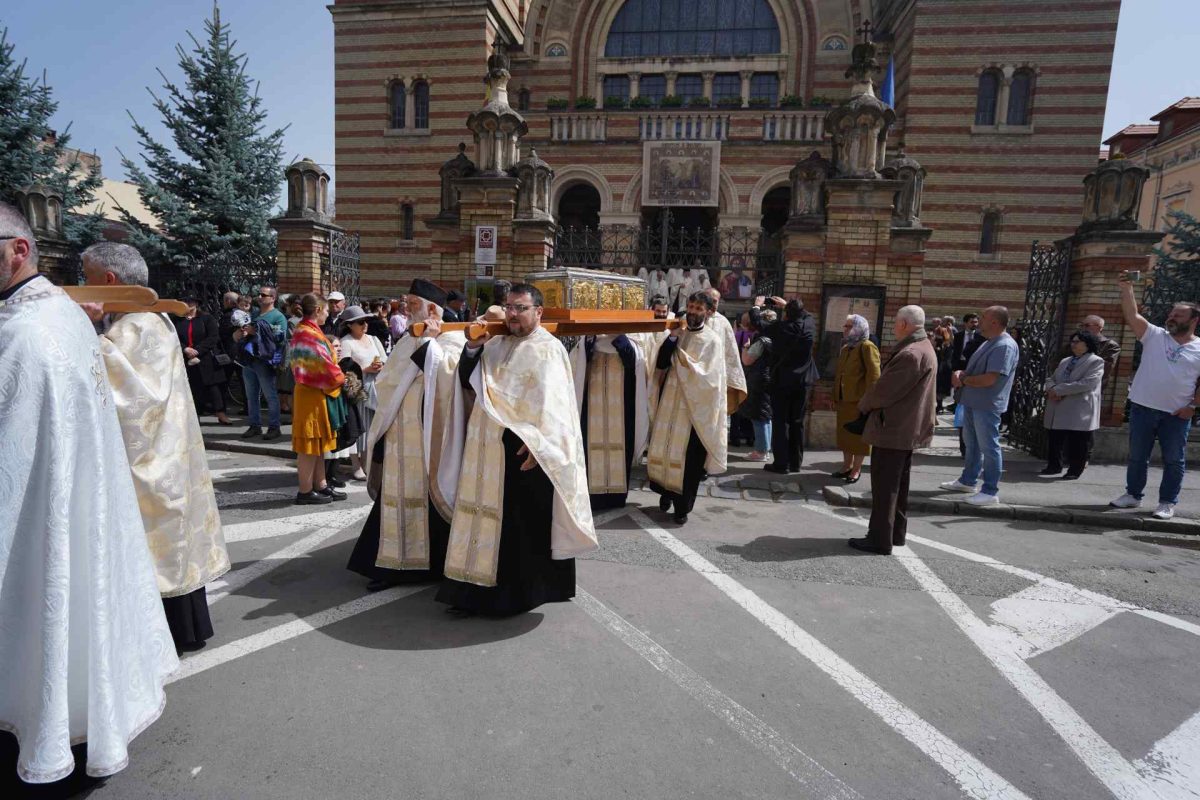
top-left (761, 111), bottom-right (826, 142)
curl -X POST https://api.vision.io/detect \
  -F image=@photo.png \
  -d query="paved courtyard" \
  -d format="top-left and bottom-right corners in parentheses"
top-left (8, 449), bottom-right (1200, 799)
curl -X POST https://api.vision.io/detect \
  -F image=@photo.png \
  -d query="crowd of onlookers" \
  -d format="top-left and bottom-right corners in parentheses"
top-left (175, 286), bottom-right (471, 496)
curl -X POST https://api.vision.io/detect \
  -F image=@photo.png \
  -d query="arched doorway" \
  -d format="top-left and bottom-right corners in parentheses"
top-left (557, 183), bottom-right (601, 231)
top-left (761, 185), bottom-right (791, 235)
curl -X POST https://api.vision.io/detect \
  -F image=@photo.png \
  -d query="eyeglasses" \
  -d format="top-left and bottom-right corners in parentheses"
top-left (502, 303), bottom-right (538, 313)
top-left (258, 292), bottom-right (273, 298)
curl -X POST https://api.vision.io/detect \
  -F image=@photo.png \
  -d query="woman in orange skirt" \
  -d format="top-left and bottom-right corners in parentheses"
top-left (288, 293), bottom-right (347, 505)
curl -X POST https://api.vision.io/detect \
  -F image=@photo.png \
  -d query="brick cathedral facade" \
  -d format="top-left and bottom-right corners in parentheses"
top-left (330, 0), bottom-right (1120, 318)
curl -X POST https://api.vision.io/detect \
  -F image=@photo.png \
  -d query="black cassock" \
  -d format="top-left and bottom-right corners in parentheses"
top-left (580, 335), bottom-right (639, 511)
top-left (347, 341), bottom-right (450, 585)
top-left (647, 335), bottom-right (709, 517)
top-left (161, 587), bottom-right (213, 650)
top-left (434, 345), bottom-right (576, 616)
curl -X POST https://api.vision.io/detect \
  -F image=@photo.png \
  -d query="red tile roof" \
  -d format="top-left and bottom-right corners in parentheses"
top-left (1102, 123), bottom-right (1159, 145)
top-left (1150, 97), bottom-right (1200, 120)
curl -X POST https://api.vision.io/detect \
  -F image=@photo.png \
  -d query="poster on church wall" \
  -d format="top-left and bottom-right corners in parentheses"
top-left (474, 224), bottom-right (497, 266)
top-left (818, 284), bottom-right (886, 380)
top-left (642, 141), bottom-right (721, 207)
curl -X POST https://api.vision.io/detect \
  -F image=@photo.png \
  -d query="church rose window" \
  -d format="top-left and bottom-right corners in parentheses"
top-left (975, 70), bottom-right (1000, 126)
top-left (604, 0), bottom-right (781, 58)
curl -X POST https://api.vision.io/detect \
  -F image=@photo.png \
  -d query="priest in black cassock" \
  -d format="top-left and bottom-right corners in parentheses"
top-left (647, 291), bottom-right (728, 525)
top-left (347, 279), bottom-right (466, 589)
top-left (572, 334), bottom-right (648, 510)
top-left (436, 284), bottom-right (597, 616)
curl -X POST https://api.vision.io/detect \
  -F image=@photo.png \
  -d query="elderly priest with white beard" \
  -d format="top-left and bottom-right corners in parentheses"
top-left (0, 203), bottom-right (178, 785)
top-left (648, 291), bottom-right (729, 525)
top-left (436, 283), bottom-right (597, 616)
top-left (347, 279), bottom-right (467, 589)
top-left (82, 241), bottom-right (230, 650)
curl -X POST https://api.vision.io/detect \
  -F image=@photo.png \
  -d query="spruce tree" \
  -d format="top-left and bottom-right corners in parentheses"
top-left (119, 4), bottom-right (286, 266)
top-left (1145, 210), bottom-right (1200, 325)
top-left (0, 27), bottom-right (105, 247)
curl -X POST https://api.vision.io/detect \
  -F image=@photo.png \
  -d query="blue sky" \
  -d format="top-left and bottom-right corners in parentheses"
top-left (2, 0), bottom-right (1194, 204)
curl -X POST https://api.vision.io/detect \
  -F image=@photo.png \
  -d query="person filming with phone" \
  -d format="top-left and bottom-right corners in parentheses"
top-left (1108, 271), bottom-right (1200, 520)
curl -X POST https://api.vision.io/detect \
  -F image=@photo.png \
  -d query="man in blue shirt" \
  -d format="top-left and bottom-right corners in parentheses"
top-left (940, 306), bottom-right (1020, 505)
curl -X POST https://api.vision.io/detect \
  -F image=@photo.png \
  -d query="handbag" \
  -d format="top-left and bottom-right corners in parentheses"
top-left (953, 402), bottom-right (966, 428)
top-left (213, 353), bottom-right (232, 367)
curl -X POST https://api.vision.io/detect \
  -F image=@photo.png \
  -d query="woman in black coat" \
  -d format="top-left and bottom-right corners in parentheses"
top-left (174, 300), bottom-right (232, 424)
top-left (737, 309), bottom-right (773, 461)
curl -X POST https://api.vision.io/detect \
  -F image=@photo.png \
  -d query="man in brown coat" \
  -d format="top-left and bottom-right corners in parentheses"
top-left (849, 305), bottom-right (938, 555)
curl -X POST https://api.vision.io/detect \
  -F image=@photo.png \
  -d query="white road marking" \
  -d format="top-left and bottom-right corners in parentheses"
top-left (894, 550), bottom-right (1158, 800)
top-left (170, 586), bottom-right (426, 683)
top-left (576, 588), bottom-right (862, 799)
top-left (987, 583), bottom-right (1119, 658)
top-left (626, 509), bottom-right (1031, 800)
top-left (221, 505), bottom-right (374, 543)
top-left (209, 465), bottom-right (295, 480)
top-left (207, 526), bottom-right (347, 604)
top-left (592, 507), bottom-right (632, 527)
top-left (1134, 710), bottom-right (1200, 800)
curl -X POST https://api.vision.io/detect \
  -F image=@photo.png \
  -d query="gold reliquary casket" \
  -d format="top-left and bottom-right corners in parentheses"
top-left (526, 267), bottom-right (646, 311)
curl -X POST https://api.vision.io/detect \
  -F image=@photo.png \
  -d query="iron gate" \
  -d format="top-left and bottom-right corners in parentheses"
top-left (1007, 239), bottom-right (1073, 456)
top-left (150, 248), bottom-right (278, 317)
top-left (552, 214), bottom-right (784, 302)
top-left (324, 230), bottom-right (361, 305)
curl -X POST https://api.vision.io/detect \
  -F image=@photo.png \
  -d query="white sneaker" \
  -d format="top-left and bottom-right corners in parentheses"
top-left (1151, 503), bottom-right (1176, 520)
top-left (965, 492), bottom-right (1000, 506)
top-left (939, 479), bottom-right (977, 494)
top-left (1108, 493), bottom-right (1142, 509)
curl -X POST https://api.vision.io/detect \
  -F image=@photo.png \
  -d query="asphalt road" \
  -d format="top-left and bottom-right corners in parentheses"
top-left (10, 451), bottom-right (1200, 800)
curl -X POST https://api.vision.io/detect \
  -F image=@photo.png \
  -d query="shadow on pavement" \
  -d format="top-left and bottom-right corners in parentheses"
top-left (715, 535), bottom-right (872, 563)
top-left (0, 734), bottom-right (105, 800)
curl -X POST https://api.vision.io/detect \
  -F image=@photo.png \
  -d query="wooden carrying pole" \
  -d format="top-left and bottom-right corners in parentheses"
top-left (62, 285), bottom-right (190, 316)
top-left (410, 319), bottom-right (683, 338)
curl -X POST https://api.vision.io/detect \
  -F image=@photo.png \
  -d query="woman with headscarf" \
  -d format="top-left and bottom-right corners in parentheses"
top-left (1041, 330), bottom-right (1104, 480)
top-left (833, 314), bottom-right (881, 484)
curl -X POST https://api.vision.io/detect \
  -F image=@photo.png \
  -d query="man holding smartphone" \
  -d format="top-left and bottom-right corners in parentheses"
top-left (1109, 271), bottom-right (1200, 520)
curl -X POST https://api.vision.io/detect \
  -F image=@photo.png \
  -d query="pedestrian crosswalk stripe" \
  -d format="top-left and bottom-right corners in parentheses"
top-left (626, 509), bottom-right (1031, 800)
top-left (170, 586), bottom-right (426, 684)
top-left (576, 588), bottom-right (863, 799)
top-left (220, 505), bottom-right (373, 543)
top-left (207, 526), bottom-right (347, 604)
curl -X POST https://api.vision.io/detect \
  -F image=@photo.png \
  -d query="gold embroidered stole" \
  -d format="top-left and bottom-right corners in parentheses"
top-left (376, 374), bottom-right (431, 569)
top-left (647, 370), bottom-right (692, 494)
top-left (587, 351), bottom-right (627, 494)
top-left (444, 405), bottom-right (505, 587)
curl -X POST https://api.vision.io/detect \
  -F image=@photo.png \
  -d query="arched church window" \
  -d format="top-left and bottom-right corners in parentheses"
top-left (401, 203), bottom-right (415, 240)
top-left (979, 211), bottom-right (1001, 255)
top-left (974, 70), bottom-right (1001, 126)
top-left (545, 43), bottom-right (567, 58)
top-left (822, 36), bottom-right (848, 51)
top-left (1007, 69), bottom-right (1035, 125)
top-left (604, 0), bottom-right (781, 58)
top-left (389, 81), bottom-right (406, 129)
top-left (413, 80), bottom-right (430, 129)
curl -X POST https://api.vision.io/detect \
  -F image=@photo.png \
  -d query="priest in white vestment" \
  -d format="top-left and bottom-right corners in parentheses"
top-left (704, 287), bottom-right (749, 415)
top-left (82, 242), bottom-right (230, 650)
top-left (348, 279), bottom-right (466, 589)
top-left (570, 333), bottom-right (649, 510)
top-left (437, 283), bottom-right (597, 616)
top-left (647, 291), bottom-right (728, 525)
top-left (0, 204), bottom-right (177, 785)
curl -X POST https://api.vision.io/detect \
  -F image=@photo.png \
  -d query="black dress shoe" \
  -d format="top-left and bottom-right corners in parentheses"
top-left (763, 463), bottom-right (789, 474)
top-left (658, 494), bottom-right (672, 513)
top-left (326, 473), bottom-right (347, 489)
top-left (294, 491), bottom-right (332, 506)
top-left (366, 578), bottom-right (399, 592)
top-left (843, 474), bottom-right (860, 485)
top-left (263, 427), bottom-right (282, 442)
top-left (241, 426), bottom-right (263, 439)
top-left (848, 537), bottom-right (891, 555)
top-left (1038, 466), bottom-right (1063, 477)
top-left (1061, 473), bottom-right (1082, 481)
top-left (831, 469), bottom-right (850, 479)
top-left (319, 486), bottom-right (348, 501)
top-left (672, 513), bottom-right (688, 525)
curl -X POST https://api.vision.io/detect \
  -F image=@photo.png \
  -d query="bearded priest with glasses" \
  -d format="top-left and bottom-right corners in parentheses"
top-left (435, 283), bottom-right (597, 616)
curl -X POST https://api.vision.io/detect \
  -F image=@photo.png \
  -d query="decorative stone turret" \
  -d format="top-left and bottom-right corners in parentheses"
top-left (15, 184), bottom-right (64, 241)
top-left (283, 158), bottom-right (331, 223)
top-left (825, 22), bottom-right (896, 179)
top-left (513, 148), bottom-right (554, 222)
top-left (1079, 156), bottom-right (1151, 234)
top-left (882, 146), bottom-right (926, 228)
top-left (787, 151), bottom-right (834, 230)
top-left (466, 42), bottom-right (528, 177)
top-left (435, 143), bottom-right (477, 221)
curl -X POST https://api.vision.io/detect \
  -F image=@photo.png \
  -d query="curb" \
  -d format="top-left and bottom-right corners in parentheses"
top-left (205, 438), bottom-right (296, 460)
top-left (821, 486), bottom-right (1200, 535)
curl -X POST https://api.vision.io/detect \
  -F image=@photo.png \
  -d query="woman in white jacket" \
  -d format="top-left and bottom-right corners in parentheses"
top-left (1041, 330), bottom-right (1104, 480)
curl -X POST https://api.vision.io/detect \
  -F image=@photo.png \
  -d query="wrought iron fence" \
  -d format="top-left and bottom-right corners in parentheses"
top-left (1007, 239), bottom-right (1072, 456)
top-left (551, 224), bottom-right (784, 302)
top-left (149, 248), bottom-right (278, 317)
top-left (324, 230), bottom-right (361, 305)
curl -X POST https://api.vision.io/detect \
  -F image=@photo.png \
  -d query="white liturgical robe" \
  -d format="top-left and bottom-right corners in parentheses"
top-left (0, 276), bottom-right (177, 784)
